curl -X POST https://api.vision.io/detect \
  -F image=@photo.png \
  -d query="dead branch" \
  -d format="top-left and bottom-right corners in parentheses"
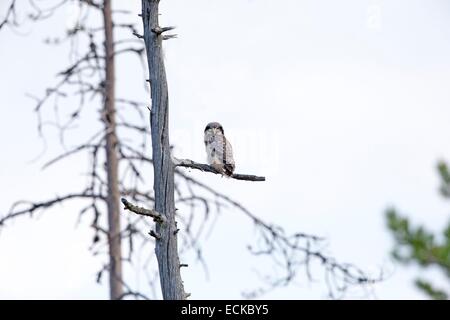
top-left (121, 198), bottom-right (165, 223)
top-left (0, 192), bottom-right (106, 226)
top-left (0, 1), bottom-right (17, 30)
top-left (173, 158), bottom-right (265, 182)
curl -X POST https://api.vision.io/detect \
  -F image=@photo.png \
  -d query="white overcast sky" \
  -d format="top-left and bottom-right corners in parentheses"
top-left (1, 0), bottom-right (450, 299)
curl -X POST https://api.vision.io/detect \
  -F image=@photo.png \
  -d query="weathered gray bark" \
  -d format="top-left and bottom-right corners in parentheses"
top-left (103, 0), bottom-right (123, 300)
top-left (141, 0), bottom-right (186, 300)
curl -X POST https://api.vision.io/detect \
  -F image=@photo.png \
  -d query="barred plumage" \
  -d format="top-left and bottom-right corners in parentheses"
top-left (204, 122), bottom-right (235, 176)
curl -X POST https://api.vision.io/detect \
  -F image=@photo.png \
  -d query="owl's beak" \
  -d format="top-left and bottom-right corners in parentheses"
top-left (212, 128), bottom-right (218, 134)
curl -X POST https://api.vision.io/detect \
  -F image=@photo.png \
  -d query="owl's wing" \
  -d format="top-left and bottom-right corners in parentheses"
top-left (223, 138), bottom-right (235, 175)
top-left (224, 138), bottom-right (235, 166)
top-left (212, 135), bottom-right (234, 164)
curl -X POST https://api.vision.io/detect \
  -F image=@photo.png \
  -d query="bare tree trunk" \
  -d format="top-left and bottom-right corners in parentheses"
top-left (141, 0), bottom-right (186, 300)
top-left (103, 0), bottom-right (123, 300)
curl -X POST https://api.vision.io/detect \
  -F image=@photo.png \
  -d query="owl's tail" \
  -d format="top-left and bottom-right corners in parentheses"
top-left (224, 163), bottom-right (235, 177)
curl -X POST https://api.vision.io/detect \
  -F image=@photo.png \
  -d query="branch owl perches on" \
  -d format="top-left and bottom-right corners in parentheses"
top-left (173, 122), bottom-right (265, 182)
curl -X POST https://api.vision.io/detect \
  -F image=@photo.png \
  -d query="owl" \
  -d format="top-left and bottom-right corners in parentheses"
top-left (204, 122), bottom-right (235, 176)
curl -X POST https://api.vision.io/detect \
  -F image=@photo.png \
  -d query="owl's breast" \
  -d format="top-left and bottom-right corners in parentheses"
top-left (207, 135), bottom-right (215, 144)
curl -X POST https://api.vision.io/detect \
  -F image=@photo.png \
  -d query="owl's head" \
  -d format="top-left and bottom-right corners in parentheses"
top-left (204, 122), bottom-right (224, 135)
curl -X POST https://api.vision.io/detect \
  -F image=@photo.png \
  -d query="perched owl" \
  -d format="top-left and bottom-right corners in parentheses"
top-left (204, 122), bottom-right (235, 176)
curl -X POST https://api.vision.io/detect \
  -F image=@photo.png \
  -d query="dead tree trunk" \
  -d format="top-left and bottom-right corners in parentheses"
top-left (141, 0), bottom-right (186, 300)
top-left (103, 0), bottom-right (123, 300)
